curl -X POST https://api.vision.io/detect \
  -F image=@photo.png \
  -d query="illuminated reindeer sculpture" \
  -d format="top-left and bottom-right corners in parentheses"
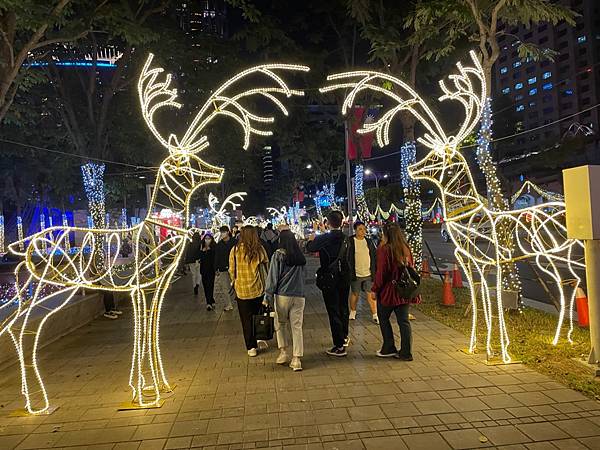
top-left (322, 51), bottom-right (583, 363)
top-left (208, 191), bottom-right (247, 232)
top-left (1, 54), bottom-right (308, 414)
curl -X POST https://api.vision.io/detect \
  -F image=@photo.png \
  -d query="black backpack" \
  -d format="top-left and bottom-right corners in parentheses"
top-left (315, 236), bottom-right (349, 290)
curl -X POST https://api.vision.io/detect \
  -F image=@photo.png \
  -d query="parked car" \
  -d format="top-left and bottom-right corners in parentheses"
top-left (440, 222), bottom-right (450, 242)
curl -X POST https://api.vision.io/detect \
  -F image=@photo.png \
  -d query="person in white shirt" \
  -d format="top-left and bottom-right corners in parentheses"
top-left (347, 222), bottom-right (378, 323)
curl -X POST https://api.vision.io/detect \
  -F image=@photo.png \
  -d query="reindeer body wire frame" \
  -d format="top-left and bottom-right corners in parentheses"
top-left (0, 54), bottom-right (308, 415)
top-left (321, 50), bottom-right (584, 363)
top-left (208, 192), bottom-right (247, 233)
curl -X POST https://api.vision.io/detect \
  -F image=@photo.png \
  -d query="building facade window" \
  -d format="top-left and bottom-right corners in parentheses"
top-left (543, 82), bottom-right (553, 90)
top-left (513, 60), bottom-right (522, 68)
top-left (515, 82), bottom-right (523, 90)
top-left (502, 87), bottom-right (510, 94)
top-left (542, 71), bottom-right (552, 79)
top-left (578, 35), bottom-right (587, 43)
top-left (528, 76), bottom-right (537, 84)
top-left (500, 66), bottom-right (508, 74)
top-left (529, 88), bottom-right (537, 95)
top-left (516, 104), bottom-right (525, 112)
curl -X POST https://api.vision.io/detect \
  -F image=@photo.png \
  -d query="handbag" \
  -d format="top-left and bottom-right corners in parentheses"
top-left (315, 237), bottom-right (348, 291)
top-left (391, 259), bottom-right (421, 300)
top-left (253, 303), bottom-right (275, 340)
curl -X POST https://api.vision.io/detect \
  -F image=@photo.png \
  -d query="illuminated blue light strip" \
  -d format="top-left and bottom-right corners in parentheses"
top-left (30, 61), bottom-right (117, 68)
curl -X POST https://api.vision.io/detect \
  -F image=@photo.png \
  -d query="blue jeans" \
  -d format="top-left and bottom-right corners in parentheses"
top-left (377, 302), bottom-right (412, 357)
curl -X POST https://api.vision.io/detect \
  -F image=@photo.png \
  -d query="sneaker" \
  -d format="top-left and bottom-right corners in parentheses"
top-left (111, 309), bottom-right (123, 315)
top-left (103, 312), bottom-right (118, 320)
top-left (396, 354), bottom-right (413, 361)
top-left (349, 310), bottom-right (357, 320)
top-left (408, 313), bottom-right (416, 321)
top-left (247, 348), bottom-right (257, 357)
top-left (194, 284), bottom-right (199, 295)
top-left (326, 347), bottom-right (347, 357)
top-left (372, 314), bottom-right (379, 324)
top-left (206, 304), bottom-right (214, 311)
top-left (289, 357), bottom-right (302, 371)
top-left (224, 304), bottom-right (234, 311)
top-left (257, 340), bottom-right (269, 350)
top-left (376, 350), bottom-right (397, 358)
top-left (276, 349), bottom-right (290, 365)
top-left (343, 337), bottom-right (350, 347)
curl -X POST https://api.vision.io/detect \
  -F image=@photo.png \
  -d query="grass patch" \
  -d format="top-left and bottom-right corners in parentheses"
top-left (416, 278), bottom-right (600, 399)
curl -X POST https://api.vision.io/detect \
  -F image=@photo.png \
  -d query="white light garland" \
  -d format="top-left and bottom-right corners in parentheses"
top-left (16, 216), bottom-right (23, 251)
top-left (208, 192), bottom-right (247, 232)
top-left (354, 164), bottom-right (370, 222)
top-left (323, 50), bottom-right (583, 364)
top-left (2, 53), bottom-right (307, 415)
top-left (401, 141), bottom-right (423, 269)
top-left (511, 180), bottom-right (564, 205)
top-left (62, 213), bottom-right (70, 254)
top-left (0, 214), bottom-right (4, 253)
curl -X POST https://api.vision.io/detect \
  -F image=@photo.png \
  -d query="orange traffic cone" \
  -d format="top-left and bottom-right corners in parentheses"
top-left (442, 272), bottom-right (455, 306)
top-left (452, 263), bottom-right (463, 288)
top-left (421, 257), bottom-right (431, 278)
top-left (575, 287), bottom-right (589, 327)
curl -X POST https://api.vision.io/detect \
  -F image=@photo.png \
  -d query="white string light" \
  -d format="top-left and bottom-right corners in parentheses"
top-left (0, 214), bottom-right (4, 253)
top-left (2, 53), bottom-right (307, 414)
top-left (511, 180), bottom-right (564, 205)
top-left (323, 50), bottom-right (583, 363)
top-left (208, 192), bottom-right (247, 232)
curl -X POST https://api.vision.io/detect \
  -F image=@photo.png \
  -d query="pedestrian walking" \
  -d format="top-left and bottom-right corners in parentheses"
top-left (199, 234), bottom-right (216, 310)
top-left (229, 226), bottom-right (269, 357)
top-left (372, 223), bottom-right (420, 360)
top-left (185, 230), bottom-right (202, 295)
top-left (347, 222), bottom-right (378, 324)
top-left (260, 222), bottom-right (279, 259)
top-left (306, 210), bottom-right (350, 357)
top-left (214, 225), bottom-right (235, 311)
top-left (265, 230), bottom-right (306, 371)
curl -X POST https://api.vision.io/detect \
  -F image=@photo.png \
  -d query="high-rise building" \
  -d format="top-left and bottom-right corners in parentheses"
top-left (176, 1), bottom-right (228, 45)
top-left (493, 0), bottom-right (600, 187)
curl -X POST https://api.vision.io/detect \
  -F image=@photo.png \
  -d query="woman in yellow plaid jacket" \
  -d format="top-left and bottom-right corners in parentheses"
top-left (229, 226), bottom-right (269, 356)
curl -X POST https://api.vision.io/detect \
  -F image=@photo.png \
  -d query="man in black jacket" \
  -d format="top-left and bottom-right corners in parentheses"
top-left (306, 210), bottom-right (350, 356)
top-left (214, 225), bottom-right (235, 311)
top-left (347, 222), bottom-right (378, 323)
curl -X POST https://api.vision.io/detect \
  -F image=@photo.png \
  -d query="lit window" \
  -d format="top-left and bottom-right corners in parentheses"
top-left (563, 89), bottom-right (574, 95)
top-left (515, 94), bottom-right (524, 101)
top-left (515, 82), bottom-right (523, 90)
top-left (528, 77), bottom-right (537, 85)
top-left (529, 101), bottom-right (536, 108)
top-left (513, 60), bottom-right (522, 68)
top-left (516, 104), bottom-right (525, 112)
top-left (542, 71), bottom-right (552, 79)
top-left (543, 82), bottom-right (553, 90)
top-left (502, 87), bottom-right (510, 94)
top-left (578, 36), bottom-right (587, 43)
top-left (500, 66), bottom-right (508, 74)
top-left (529, 88), bottom-right (537, 95)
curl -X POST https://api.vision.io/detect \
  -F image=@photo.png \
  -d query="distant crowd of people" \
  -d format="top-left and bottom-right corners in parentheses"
top-left (181, 210), bottom-right (420, 371)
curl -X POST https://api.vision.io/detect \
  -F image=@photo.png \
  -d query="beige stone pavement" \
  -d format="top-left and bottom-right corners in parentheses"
top-left (1, 260), bottom-right (600, 450)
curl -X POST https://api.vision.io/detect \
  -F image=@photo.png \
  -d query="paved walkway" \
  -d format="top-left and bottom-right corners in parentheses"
top-left (1, 262), bottom-right (600, 449)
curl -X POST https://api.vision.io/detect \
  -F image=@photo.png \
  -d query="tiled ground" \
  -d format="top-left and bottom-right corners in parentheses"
top-left (0, 260), bottom-right (599, 449)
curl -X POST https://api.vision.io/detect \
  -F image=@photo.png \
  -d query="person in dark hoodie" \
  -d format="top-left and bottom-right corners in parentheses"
top-left (199, 234), bottom-right (216, 310)
top-left (214, 225), bottom-right (235, 311)
top-left (265, 230), bottom-right (306, 371)
top-left (306, 210), bottom-right (350, 357)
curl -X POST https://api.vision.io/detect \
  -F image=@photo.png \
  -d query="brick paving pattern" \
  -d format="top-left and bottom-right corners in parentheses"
top-left (0, 260), bottom-right (599, 449)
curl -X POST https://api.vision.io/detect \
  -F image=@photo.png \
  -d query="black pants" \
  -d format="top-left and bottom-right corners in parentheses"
top-left (321, 283), bottom-right (350, 348)
top-left (236, 297), bottom-right (262, 350)
top-left (103, 292), bottom-right (115, 313)
top-left (202, 272), bottom-right (215, 305)
top-left (377, 302), bottom-right (412, 357)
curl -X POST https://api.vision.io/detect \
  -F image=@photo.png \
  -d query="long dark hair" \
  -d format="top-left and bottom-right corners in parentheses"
top-left (201, 234), bottom-right (215, 250)
top-left (382, 223), bottom-right (411, 264)
top-left (278, 230), bottom-right (306, 266)
top-left (238, 225), bottom-right (264, 262)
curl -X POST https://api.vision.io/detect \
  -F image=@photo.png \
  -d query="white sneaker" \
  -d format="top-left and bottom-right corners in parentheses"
top-left (111, 309), bottom-right (123, 315)
top-left (247, 348), bottom-right (257, 357)
top-left (257, 340), bottom-right (269, 350)
top-left (224, 304), bottom-right (234, 311)
top-left (276, 349), bottom-right (290, 364)
top-left (372, 314), bottom-right (379, 324)
top-left (289, 357), bottom-right (302, 371)
top-left (409, 313), bottom-right (416, 321)
top-left (103, 312), bottom-right (118, 320)
top-left (343, 337), bottom-right (350, 347)
top-left (349, 310), bottom-right (357, 320)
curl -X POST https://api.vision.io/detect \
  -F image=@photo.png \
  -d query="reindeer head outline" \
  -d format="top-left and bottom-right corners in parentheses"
top-left (139, 54), bottom-right (309, 215)
top-left (320, 50), bottom-right (486, 188)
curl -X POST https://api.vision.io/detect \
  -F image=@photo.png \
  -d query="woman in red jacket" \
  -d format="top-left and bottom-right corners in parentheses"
top-left (372, 223), bottom-right (420, 360)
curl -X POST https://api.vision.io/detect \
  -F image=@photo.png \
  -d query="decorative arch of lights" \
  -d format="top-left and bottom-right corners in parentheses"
top-left (0, 53), bottom-right (308, 415)
top-left (321, 50), bottom-right (584, 364)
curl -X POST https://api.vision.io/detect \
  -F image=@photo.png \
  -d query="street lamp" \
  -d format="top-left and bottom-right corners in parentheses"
top-left (306, 164), bottom-right (312, 169)
top-left (364, 169), bottom-right (389, 221)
